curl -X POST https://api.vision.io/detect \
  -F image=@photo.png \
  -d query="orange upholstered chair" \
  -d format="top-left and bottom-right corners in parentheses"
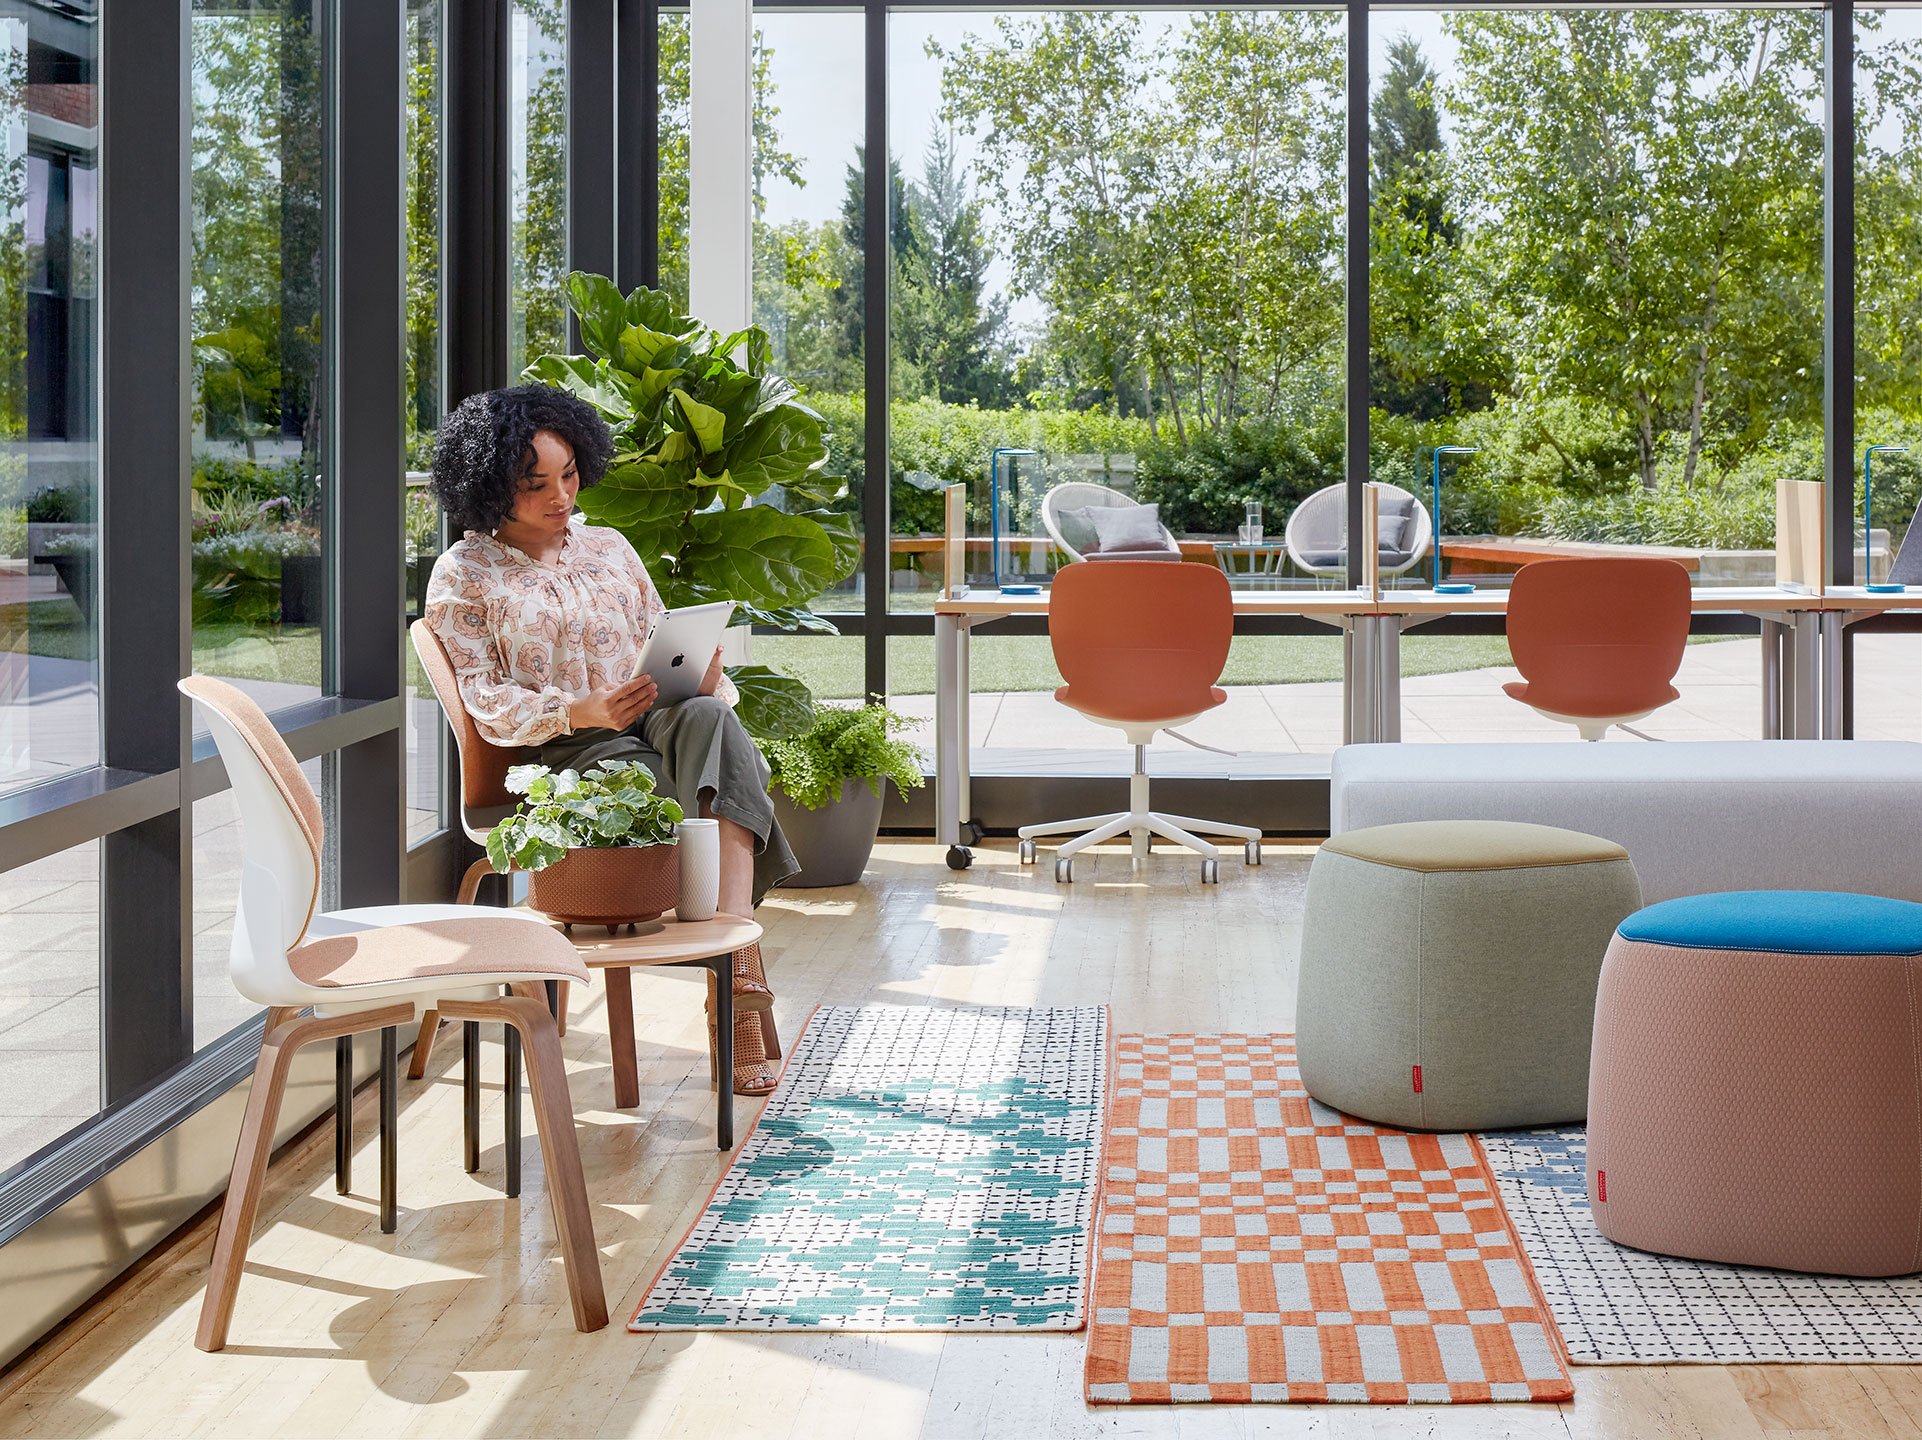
top-left (1503, 557), bottom-right (1691, 740)
top-left (1016, 560), bottom-right (1261, 882)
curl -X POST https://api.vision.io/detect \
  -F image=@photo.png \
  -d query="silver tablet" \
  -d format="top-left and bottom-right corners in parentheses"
top-left (634, 601), bottom-right (735, 706)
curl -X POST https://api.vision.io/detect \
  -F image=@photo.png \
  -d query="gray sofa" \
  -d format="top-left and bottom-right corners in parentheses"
top-left (1330, 740), bottom-right (1922, 904)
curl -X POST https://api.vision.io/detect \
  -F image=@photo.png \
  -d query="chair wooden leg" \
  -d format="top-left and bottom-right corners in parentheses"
top-left (197, 1003), bottom-right (412, 1353)
top-left (554, 980), bottom-right (569, 1038)
top-left (441, 989), bottom-right (607, 1333)
top-left (406, 1010), bottom-right (442, 1080)
top-left (455, 856), bottom-right (491, 905)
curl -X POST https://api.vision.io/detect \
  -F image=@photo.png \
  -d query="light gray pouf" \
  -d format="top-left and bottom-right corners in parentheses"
top-left (1296, 819), bottom-right (1641, 1131)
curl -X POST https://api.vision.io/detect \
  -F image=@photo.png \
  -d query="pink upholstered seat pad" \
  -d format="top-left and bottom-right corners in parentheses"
top-left (288, 917), bottom-right (588, 990)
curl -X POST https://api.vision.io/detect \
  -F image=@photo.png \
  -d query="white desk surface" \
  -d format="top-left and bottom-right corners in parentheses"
top-left (1824, 585), bottom-right (1922, 612)
top-left (934, 585), bottom-right (1822, 618)
top-left (1373, 584), bottom-right (1821, 616)
top-left (933, 587), bottom-right (1377, 618)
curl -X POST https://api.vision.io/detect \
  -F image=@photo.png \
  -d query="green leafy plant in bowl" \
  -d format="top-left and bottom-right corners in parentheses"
top-left (487, 760), bottom-right (687, 927)
top-left (765, 704), bottom-right (926, 889)
top-left (523, 272), bottom-right (859, 743)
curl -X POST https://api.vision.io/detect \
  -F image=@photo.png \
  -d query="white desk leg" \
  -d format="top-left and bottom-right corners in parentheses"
top-left (1759, 618), bottom-right (1782, 740)
top-left (1341, 621), bottom-right (1356, 747)
top-left (1790, 611), bottom-right (1821, 740)
top-left (956, 618), bottom-right (972, 830)
top-left (1820, 610), bottom-right (1845, 740)
top-left (1375, 616), bottom-right (1403, 744)
top-left (935, 612), bottom-right (961, 848)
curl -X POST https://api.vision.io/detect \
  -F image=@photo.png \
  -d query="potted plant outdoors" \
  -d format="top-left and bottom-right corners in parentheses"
top-left (486, 759), bottom-right (685, 929)
top-left (523, 272), bottom-right (859, 745)
top-left (764, 703), bottom-right (926, 888)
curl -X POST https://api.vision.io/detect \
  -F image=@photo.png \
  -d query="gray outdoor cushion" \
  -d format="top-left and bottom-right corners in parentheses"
top-left (1297, 819), bottom-right (1642, 1131)
top-left (1083, 501), bottom-right (1168, 552)
top-left (1057, 505), bottom-right (1104, 558)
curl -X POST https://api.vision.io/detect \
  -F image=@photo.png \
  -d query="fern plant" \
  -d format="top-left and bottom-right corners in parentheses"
top-left (485, 759), bottom-right (683, 873)
top-left (764, 704), bottom-right (927, 811)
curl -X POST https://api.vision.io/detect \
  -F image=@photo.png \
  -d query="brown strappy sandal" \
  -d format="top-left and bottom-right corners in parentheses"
top-left (730, 941), bottom-right (774, 1011)
top-left (708, 1001), bottom-right (780, 1096)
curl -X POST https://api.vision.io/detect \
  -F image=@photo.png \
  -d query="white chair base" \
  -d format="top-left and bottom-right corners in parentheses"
top-left (1526, 704), bottom-right (1660, 742)
top-left (1016, 748), bottom-right (1261, 883)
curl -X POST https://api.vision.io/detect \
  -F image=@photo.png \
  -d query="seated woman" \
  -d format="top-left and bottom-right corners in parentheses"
top-left (423, 384), bottom-right (797, 1096)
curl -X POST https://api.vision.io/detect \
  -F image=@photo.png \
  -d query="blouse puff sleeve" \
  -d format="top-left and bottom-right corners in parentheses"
top-left (616, 534), bottom-right (740, 709)
top-left (423, 555), bottom-right (577, 749)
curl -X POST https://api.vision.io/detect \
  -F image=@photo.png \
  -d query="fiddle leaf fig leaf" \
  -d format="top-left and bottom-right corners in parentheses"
top-left (725, 665), bottom-right (816, 742)
top-left (684, 504), bottom-right (839, 608)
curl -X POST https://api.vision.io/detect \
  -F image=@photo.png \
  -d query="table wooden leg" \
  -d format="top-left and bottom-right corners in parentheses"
top-left (712, 955), bottom-right (734, 1151)
top-left (604, 965), bottom-right (639, 1109)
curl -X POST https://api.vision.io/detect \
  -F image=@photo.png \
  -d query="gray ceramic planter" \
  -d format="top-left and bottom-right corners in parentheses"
top-left (773, 778), bottom-right (886, 888)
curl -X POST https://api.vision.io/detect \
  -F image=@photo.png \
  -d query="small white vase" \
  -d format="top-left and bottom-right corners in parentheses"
top-left (676, 818), bottom-right (720, 921)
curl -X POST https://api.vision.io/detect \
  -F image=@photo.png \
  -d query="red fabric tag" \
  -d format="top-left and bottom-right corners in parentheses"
top-left (1411, 1064), bottom-right (1423, 1094)
top-left (1597, 1169), bottom-right (1607, 1202)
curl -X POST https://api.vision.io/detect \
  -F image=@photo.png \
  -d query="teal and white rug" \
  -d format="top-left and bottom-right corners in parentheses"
top-left (629, 1005), bottom-right (1110, 1331)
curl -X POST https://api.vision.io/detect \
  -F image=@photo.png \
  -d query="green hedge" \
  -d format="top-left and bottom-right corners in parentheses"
top-left (801, 389), bottom-right (1915, 553)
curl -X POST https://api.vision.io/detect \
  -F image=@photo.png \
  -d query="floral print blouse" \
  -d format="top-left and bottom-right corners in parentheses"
top-left (424, 517), bottom-right (735, 749)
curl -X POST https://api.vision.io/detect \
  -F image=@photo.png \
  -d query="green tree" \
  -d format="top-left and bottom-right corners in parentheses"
top-left (935, 11), bottom-right (1344, 436)
top-left (510, 0), bottom-right (567, 372)
top-left (900, 126), bottom-right (1015, 408)
top-left (1449, 9), bottom-right (1825, 489)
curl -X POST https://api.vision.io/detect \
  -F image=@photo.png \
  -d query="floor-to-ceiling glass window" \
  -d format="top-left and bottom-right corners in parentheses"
top-left (0, 1), bottom-right (100, 796)
top-left (747, 8), bottom-right (867, 706)
top-left (188, 0), bottom-right (327, 715)
top-left (1376, 7), bottom-right (1823, 744)
top-left (885, 8), bottom-right (1348, 763)
top-left (658, 6), bottom-right (688, 313)
top-left (508, 0), bottom-right (566, 378)
top-left (0, 0), bottom-right (102, 1177)
top-left (405, 0), bottom-right (446, 846)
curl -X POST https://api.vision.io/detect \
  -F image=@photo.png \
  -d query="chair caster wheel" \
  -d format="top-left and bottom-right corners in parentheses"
top-left (1018, 839), bottom-right (1036, 864)
top-left (946, 845), bottom-right (973, 871)
top-left (1202, 859), bottom-right (1219, 884)
top-left (964, 820), bottom-right (986, 845)
top-left (1245, 840), bottom-right (1261, 866)
top-left (1055, 858), bottom-right (1073, 883)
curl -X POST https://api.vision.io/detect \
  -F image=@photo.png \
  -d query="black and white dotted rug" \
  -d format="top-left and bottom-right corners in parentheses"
top-left (1481, 1127), bottom-right (1922, 1363)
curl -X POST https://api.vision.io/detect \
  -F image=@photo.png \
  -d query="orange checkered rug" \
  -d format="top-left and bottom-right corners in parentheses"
top-left (1084, 1034), bottom-right (1575, 1404)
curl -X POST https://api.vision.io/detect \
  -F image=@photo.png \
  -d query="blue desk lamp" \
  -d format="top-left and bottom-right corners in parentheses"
top-left (1431, 446), bottom-right (1480, 593)
top-left (1866, 445), bottom-right (1909, 594)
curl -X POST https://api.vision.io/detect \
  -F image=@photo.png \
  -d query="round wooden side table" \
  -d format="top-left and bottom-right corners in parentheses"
top-left (551, 912), bottom-right (763, 1150)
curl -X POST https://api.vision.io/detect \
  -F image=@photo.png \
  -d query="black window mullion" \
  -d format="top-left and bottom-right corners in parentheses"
top-left (863, 1), bottom-right (888, 700)
top-left (1826, 0), bottom-right (1856, 591)
top-left (328, 0), bottom-right (407, 909)
top-left (97, 0), bottom-right (193, 1104)
top-left (447, 0), bottom-right (510, 403)
top-left (618, 0), bottom-right (660, 292)
top-left (568, 0), bottom-right (617, 346)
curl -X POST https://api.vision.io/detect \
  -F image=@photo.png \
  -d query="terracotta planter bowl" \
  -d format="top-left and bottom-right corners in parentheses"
top-left (527, 843), bottom-right (680, 928)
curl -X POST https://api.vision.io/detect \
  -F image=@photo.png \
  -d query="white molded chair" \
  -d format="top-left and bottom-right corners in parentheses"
top-left (180, 675), bottom-right (604, 1351)
top-left (1284, 483), bottom-right (1433, 583)
top-left (1040, 481), bottom-right (1180, 563)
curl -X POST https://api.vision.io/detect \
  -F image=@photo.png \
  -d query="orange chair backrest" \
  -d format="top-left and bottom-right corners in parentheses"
top-left (1506, 557), bottom-right (1691, 716)
top-left (1049, 560), bottom-right (1233, 723)
top-left (410, 618), bottom-right (525, 816)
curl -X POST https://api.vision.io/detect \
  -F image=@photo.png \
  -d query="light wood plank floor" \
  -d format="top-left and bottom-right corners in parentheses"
top-left (3, 841), bottom-right (1920, 1439)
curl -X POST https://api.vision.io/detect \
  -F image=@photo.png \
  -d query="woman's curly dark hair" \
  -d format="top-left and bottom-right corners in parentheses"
top-left (428, 384), bottom-right (615, 535)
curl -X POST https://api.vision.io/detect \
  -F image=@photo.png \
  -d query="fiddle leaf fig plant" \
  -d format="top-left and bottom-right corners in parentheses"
top-left (485, 759), bottom-right (684, 874)
top-left (523, 273), bottom-right (859, 740)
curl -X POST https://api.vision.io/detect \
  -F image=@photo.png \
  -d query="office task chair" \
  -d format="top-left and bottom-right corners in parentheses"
top-left (1502, 556), bottom-right (1691, 740)
top-left (179, 676), bottom-right (604, 1352)
top-left (1016, 560), bottom-right (1261, 882)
